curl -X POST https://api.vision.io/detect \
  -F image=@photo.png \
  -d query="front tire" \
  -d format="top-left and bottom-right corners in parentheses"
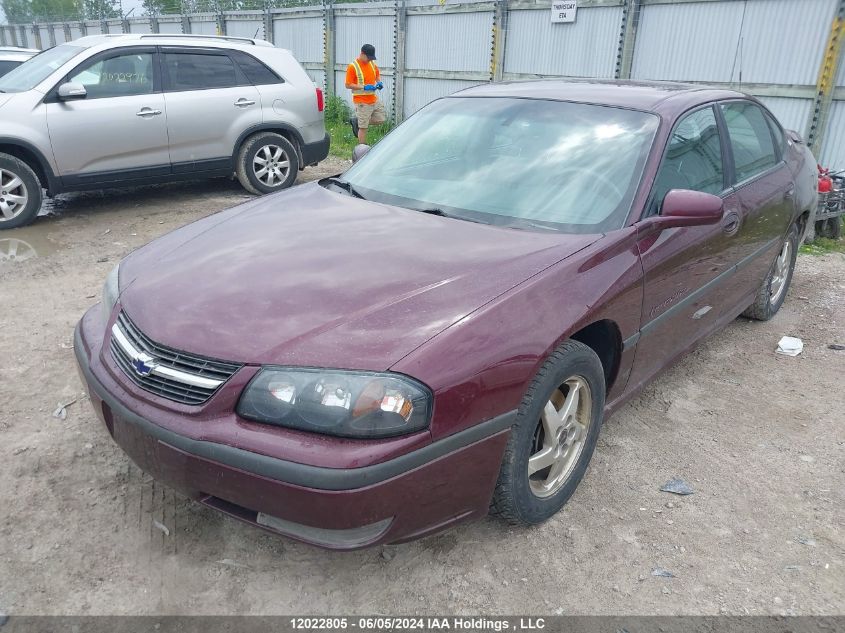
top-left (742, 222), bottom-right (799, 321)
top-left (236, 132), bottom-right (299, 195)
top-left (0, 153), bottom-right (43, 230)
top-left (491, 340), bottom-right (605, 525)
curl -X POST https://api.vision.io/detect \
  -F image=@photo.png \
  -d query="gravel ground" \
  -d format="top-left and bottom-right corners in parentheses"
top-left (0, 160), bottom-right (843, 616)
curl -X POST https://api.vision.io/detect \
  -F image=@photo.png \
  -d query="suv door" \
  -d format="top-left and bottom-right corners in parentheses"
top-left (718, 101), bottom-right (794, 303)
top-left (628, 105), bottom-right (743, 388)
top-left (160, 48), bottom-right (261, 173)
top-left (45, 47), bottom-right (169, 185)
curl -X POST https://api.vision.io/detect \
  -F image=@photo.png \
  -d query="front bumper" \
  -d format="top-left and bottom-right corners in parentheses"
top-left (74, 306), bottom-right (512, 549)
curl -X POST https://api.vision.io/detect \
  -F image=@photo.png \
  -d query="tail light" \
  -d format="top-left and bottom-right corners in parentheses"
top-left (316, 87), bottom-right (324, 113)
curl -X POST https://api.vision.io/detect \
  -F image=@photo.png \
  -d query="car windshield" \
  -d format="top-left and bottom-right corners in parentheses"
top-left (342, 97), bottom-right (659, 233)
top-left (0, 44), bottom-right (85, 93)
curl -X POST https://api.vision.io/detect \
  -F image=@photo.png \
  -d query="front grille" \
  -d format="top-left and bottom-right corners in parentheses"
top-left (110, 311), bottom-right (242, 405)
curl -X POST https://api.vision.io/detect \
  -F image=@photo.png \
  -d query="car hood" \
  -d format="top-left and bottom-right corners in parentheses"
top-left (119, 183), bottom-right (600, 369)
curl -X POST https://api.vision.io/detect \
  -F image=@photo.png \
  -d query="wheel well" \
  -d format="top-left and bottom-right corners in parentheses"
top-left (569, 320), bottom-right (622, 394)
top-left (240, 128), bottom-right (303, 168)
top-left (796, 209), bottom-right (811, 242)
top-left (0, 143), bottom-right (49, 191)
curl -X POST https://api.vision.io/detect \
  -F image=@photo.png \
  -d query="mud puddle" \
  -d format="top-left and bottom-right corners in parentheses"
top-left (0, 224), bottom-right (64, 264)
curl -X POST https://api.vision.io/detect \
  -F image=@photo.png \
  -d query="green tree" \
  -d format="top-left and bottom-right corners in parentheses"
top-left (83, 0), bottom-right (119, 18)
top-left (1, 0), bottom-right (34, 22)
top-left (30, 0), bottom-right (82, 21)
top-left (142, 0), bottom-right (181, 15)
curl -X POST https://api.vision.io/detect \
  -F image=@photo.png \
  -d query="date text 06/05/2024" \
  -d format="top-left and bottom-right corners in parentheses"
top-left (289, 617), bottom-right (548, 631)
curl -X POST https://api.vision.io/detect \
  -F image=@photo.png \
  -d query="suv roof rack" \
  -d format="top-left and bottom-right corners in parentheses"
top-left (136, 33), bottom-right (266, 46)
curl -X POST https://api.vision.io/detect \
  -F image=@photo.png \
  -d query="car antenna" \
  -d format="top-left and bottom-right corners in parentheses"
top-left (254, 27), bottom-right (261, 39)
top-left (729, 0), bottom-right (748, 90)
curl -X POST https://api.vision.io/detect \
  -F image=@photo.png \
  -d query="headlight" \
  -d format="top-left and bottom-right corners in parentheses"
top-left (236, 368), bottom-right (433, 439)
top-left (101, 264), bottom-right (120, 324)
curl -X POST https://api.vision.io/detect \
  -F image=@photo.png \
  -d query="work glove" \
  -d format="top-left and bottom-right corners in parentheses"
top-left (364, 84), bottom-right (376, 91)
top-left (376, 81), bottom-right (384, 90)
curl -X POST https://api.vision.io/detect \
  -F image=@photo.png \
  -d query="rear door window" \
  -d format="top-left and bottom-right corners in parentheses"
top-left (720, 101), bottom-right (779, 183)
top-left (652, 106), bottom-right (725, 213)
top-left (231, 51), bottom-right (281, 85)
top-left (162, 52), bottom-right (246, 91)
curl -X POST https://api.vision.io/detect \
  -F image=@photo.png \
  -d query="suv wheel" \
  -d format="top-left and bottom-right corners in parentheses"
top-left (236, 132), bottom-right (299, 195)
top-left (0, 153), bottom-right (42, 230)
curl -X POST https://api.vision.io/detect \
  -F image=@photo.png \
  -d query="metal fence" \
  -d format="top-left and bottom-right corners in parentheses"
top-left (3, 0), bottom-right (845, 167)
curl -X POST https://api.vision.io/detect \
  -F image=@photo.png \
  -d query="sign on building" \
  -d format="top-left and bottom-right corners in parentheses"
top-left (551, 0), bottom-right (577, 23)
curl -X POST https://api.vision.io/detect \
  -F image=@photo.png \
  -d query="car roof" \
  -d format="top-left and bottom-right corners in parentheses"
top-left (0, 51), bottom-right (36, 61)
top-left (454, 79), bottom-right (749, 115)
top-left (0, 46), bottom-right (38, 61)
top-left (70, 33), bottom-right (278, 52)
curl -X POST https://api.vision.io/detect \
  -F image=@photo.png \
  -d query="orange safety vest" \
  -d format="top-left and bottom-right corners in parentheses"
top-left (350, 59), bottom-right (379, 103)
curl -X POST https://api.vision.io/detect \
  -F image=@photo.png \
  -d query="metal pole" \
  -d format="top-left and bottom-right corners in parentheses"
top-left (617, 0), bottom-right (641, 80)
top-left (264, 4), bottom-right (273, 44)
top-left (808, 0), bottom-right (845, 158)
top-left (491, 0), bottom-right (509, 83)
top-left (324, 0), bottom-right (335, 98)
top-left (394, 0), bottom-right (407, 122)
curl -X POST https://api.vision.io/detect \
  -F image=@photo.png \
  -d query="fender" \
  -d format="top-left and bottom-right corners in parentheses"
top-left (0, 136), bottom-right (60, 194)
top-left (233, 123), bottom-right (306, 168)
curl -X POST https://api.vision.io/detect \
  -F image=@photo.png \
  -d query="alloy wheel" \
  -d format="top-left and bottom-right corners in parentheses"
top-left (253, 145), bottom-right (290, 188)
top-left (528, 376), bottom-right (593, 498)
top-left (0, 168), bottom-right (29, 222)
top-left (769, 239), bottom-right (792, 303)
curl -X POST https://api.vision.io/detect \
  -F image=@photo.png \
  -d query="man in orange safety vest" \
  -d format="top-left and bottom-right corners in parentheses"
top-left (345, 44), bottom-right (387, 144)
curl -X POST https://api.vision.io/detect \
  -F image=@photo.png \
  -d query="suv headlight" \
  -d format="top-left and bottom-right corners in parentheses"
top-left (237, 368), bottom-right (433, 439)
top-left (101, 264), bottom-right (120, 324)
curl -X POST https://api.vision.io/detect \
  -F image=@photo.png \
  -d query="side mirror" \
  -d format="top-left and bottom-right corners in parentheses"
top-left (662, 189), bottom-right (724, 223)
top-left (639, 189), bottom-right (723, 236)
top-left (352, 144), bottom-right (371, 163)
top-left (57, 82), bottom-right (87, 101)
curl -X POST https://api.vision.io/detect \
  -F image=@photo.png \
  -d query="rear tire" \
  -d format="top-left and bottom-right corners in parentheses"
top-left (236, 132), bottom-right (299, 195)
top-left (490, 340), bottom-right (605, 525)
top-left (825, 217), bottom-right (842, 240)
top-left (742, 222), bottom-right (799, 321)
top-left (0, 153), bottom-right (43, 230)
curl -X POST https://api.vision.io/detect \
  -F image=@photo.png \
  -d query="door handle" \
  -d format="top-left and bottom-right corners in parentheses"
top-left (234, 98), bottom-right (256, 108)
top-left (721, 210), bottom-right (741, 235)
top-left (136, 108), bottom-right (162, 117)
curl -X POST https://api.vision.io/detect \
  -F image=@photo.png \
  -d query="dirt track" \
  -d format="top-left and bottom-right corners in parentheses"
top-left (0, 160), bottom-right (843, 616)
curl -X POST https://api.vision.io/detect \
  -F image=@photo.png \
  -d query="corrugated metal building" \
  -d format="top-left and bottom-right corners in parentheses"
top-left (2, 0), bottom-right (845, 164)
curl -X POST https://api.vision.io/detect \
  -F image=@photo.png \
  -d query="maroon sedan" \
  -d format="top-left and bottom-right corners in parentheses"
top-left (75, 80), bottom-right (816, 549)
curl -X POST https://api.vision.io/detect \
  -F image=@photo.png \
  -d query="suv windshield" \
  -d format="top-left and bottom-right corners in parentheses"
top-left (0, 44), bottom-right (85, 93)
top-left (343, 97), bottom-right (659, 233)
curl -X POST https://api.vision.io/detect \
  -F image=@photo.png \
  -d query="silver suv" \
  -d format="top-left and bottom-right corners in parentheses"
top-left (0, 34), bottom-right (329, 229)
top-left (0, 47), bottom-right (38, 77)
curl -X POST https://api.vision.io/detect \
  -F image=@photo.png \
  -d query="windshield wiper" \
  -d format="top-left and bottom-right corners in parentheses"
top-left (324, 177), bottom-right (365, 199)
top-left (412, 207), bottom-right (491, 225)
top-left (507, 220), bottom-right (560, 232)
top-left (416, 207), bottom-right (449, 217)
